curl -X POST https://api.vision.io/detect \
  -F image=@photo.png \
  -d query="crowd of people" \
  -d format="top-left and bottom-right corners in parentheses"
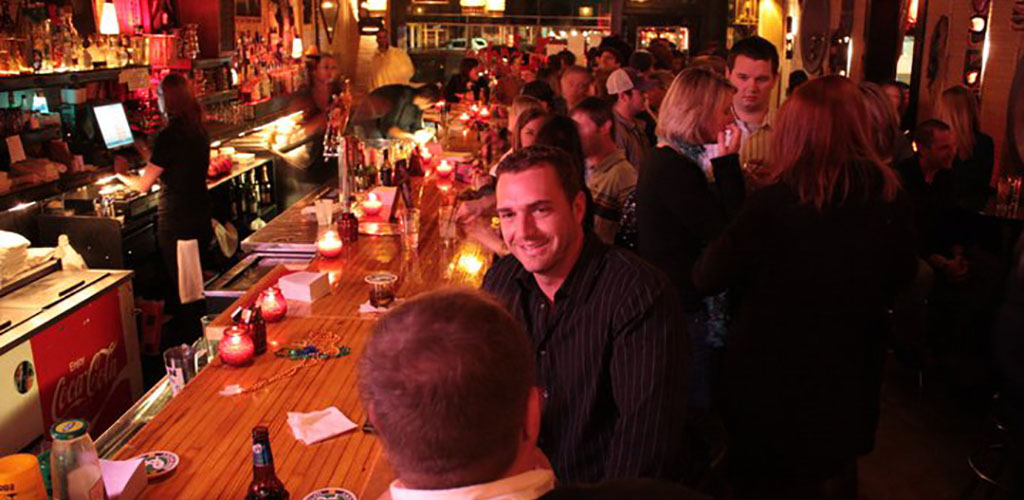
top-left (353, 34), bottom-right (1022, 500)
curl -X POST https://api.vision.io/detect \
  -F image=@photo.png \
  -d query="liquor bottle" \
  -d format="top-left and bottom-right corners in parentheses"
top-left (246, 426), bottom-right (289, 500)
top-left (249, 171), bottom-right (261, 214)
top-left (380, 148), bottom-right (393, 187)
top-left (260, 167), bottom-right (272, 205)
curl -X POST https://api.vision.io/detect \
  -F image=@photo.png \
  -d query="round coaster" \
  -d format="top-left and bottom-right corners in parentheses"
top-left (132, 451), bottom-right (180, 479)
top-left (302, 487), bottom-right (358, 500)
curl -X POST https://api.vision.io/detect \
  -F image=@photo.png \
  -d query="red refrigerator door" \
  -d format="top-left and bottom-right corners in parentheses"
top-left (30, 288), bottom-right (136, 436)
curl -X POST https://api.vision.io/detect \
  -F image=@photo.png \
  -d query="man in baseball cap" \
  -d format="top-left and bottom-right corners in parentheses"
top-left (606, 68), bottom-right (654, 170)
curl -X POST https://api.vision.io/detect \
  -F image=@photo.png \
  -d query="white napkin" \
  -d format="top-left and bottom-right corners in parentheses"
top-left (176, 239), bottom-right (204, 304)
top-left (287, 407), bottom-right (357, 445)
top-left (358, 299), bottom-right (403, 315)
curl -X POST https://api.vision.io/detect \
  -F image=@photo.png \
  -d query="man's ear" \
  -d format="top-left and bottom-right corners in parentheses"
top-left (572, 190), bottom-right (586, 226)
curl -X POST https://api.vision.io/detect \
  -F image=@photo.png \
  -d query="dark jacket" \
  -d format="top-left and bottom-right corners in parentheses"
top-left (896, 155), bottom-right (963, 256)
top-left (636, 146), bottom-right (745, 311)
top-left (952, 131), bottom-right (995, 211)
top-left (692, 181), bottom-right (917, 478)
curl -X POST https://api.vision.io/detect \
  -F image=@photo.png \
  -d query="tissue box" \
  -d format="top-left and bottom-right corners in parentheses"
top-left (99, 458), bottom-right (147, 500)
top-left (278, 272), bottom-right (330, 303)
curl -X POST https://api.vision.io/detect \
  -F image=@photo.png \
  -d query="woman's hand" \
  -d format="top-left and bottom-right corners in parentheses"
top-left (716, 123), bottom-right (742, 157)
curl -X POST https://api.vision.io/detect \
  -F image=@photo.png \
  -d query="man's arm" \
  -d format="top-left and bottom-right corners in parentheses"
top-left (604, 280), bottom-right (689, 478)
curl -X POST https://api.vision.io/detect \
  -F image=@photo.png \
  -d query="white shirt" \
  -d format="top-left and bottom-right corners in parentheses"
top-left (370, 47), bottom-right (415, 90)
top-left (389, 470), bottom-right (556, 500)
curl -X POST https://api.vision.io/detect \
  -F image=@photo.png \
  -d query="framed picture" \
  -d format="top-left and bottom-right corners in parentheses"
top-left (733, 0), bottom-right (758, 26)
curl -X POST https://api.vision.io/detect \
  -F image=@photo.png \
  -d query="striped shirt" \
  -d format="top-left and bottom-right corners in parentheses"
top-left (734, 107), bottom-right (774, 168)
top-left (586, 150), bottom-right (637, 245)
top-left (482, 234), bottom-right (690, 483)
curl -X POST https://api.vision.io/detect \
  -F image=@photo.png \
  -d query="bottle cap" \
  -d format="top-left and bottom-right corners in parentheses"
top-left (50, 419), bottom-right (89, 440)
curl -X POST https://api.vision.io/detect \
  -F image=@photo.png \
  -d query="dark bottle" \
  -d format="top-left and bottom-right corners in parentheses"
top-left (242, 306), bottom-right (267, 355)
top-left (260, 167), bottom-right (273, 205)
top-left (246, 426), bottom-right (289, 500)
top-left (379, 148), bottom-right (393, 187)
top-left (338, 200), bottom-right (358, 244)
top-left (250, 171), bottom-right (262, 212)
top-left (228, 178), bottom-right (240, 220)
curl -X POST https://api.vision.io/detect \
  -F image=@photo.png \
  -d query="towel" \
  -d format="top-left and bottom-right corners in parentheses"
top-left (287, 407), bottom-right (358, 445)
top-left (176, 239), bottom-right (204, 305)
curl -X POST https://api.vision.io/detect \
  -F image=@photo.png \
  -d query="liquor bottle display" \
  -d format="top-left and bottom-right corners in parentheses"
top-left (246, 426), bottom-right (289, 500)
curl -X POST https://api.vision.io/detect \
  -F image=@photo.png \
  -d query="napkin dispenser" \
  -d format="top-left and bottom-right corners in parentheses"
top-left (278, 272), bottom-right (330, 303)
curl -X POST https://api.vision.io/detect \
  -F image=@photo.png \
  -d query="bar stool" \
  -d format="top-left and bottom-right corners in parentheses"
top-left (961, 392), bottom-right (1012, 499)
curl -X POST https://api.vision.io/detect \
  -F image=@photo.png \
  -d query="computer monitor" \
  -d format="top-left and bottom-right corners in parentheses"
top-left (93, 103), bottom-right (134, 150)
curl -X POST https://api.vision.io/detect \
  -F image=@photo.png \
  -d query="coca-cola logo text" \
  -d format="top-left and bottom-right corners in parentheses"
top-left (51, 342), bottom-right (120, 419)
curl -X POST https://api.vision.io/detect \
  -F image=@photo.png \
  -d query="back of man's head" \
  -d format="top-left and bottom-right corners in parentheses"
top-left (572, 96), bottom-right (614, 131)
top-left (414, 83), bottom-right (443, 104)
top-left (358, 288), bottom-right (535, 489)
top-left (914, 119), bottom-right (951, 150)
top-left (629, 50), bottom-right (655, 74)
top-left (727, 36), bottom-right (779, 75)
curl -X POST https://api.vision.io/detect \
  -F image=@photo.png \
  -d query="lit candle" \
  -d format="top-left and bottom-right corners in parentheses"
top-left (479, 107), bottom-right (490, 119)
top-left (220, 326), bottom-right (255, 367)
top-left (459, 112), bottom-right (471, 122)
top-left (317, 229), bottom-right (344, 258)
top-left (470, 104), bottom-right (480, 114)
top-left (361, 192), bottom-right (383, 216)
top-left (258, 286), bottom-right (287, 323)
top-left (436, 160), bottom-right (454, 178)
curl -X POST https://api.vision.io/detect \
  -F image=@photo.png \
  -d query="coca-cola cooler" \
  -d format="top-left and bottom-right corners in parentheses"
top-left (0, 263), bottom-right (141, 454)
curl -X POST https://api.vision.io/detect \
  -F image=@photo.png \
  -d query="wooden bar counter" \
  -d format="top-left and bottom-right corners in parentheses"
top-left (112, 177), bottom-right (492, 499)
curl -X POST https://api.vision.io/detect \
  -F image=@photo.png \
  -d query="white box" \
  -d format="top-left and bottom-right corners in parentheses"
top-left (278, 272), bottom-right (330, 303)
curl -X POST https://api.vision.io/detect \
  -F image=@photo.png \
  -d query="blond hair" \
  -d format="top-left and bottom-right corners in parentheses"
top-left (656, 67), bottom-right (735, 145)
top-left (509, 95), bottom-right (544, 133)
top-left (770, 75), bottom-right (902, 210)
top-left (858, 82), bottom-right (902, 163)
top-left (935, 86), bottom-right (980, 161)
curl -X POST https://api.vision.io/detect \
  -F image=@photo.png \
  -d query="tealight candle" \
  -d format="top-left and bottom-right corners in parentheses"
top-left (361, 192), bottom-right (383, 216)
top-left (479, 107), bottom-right (490, 118)
top-left (219, 326), bottom-right (255, 367)
top-left (436, 160), bottom-right (454, 178)
top-left (317, 229), bottom-right (344, 258)
top-left (259, 286), bottom-right (287, 323)
top-left (459, 112), bottom-right (471, 122)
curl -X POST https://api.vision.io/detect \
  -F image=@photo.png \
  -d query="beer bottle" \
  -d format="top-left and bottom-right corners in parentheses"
top-left (246, 426), bottom-right (289, 500)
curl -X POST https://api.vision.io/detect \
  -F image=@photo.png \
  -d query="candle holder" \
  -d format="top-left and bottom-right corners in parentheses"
top-left (219, 326), bottom-right (255, 367)
top-left (436, 160), bottom-right (454, 179)
top-left (361, 192), bottom-right (383, 216)
top-left (258, 287), bottom-right (288, 323)
top-left (317, 229), bottom-right (344, 258)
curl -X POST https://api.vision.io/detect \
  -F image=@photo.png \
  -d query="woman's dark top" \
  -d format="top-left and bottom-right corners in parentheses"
top-left (636, 146), bottom-right (745, 312)
top-left (692, 180), bottom-right (917, 477)
top-left (150, 117), bottom-right (212, 240)
top-left (952, 131), bottom-right (995, 211)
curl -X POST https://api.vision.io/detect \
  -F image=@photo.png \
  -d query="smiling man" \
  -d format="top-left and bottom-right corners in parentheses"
top-left (726, 36), bottom-right (779, 168)
top-left (481, 145), bottom-right (689, 483)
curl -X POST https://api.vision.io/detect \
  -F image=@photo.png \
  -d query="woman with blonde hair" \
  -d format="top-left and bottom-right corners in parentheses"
top-left (693, 75), bottom-right (917, 499)
top-left (935, 85), bottom-right (995, 209)
top-left (636, 67), bottom-right (744, 410)
top-left (859, 81), bottom-right (914, 165)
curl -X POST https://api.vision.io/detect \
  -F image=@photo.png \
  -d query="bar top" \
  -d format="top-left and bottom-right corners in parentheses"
top-left (112, 178), bottom-right (492, 500)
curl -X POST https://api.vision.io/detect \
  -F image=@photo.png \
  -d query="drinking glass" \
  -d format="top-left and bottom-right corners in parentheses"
top-left (400, 209), bottom-right (421, 251)
top-left (438, 206), bottom-right (457, 244)
top-left (163, 344), bottom-right (198, 397)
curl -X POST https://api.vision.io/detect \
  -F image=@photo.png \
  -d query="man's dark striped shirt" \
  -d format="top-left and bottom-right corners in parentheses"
top-left (482, 234), bottom-right (690, 483)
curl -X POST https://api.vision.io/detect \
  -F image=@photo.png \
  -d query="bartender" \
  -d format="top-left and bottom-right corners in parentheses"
top-left (114, 73), bottom-right (211, 339)
top-left (349, 83), bottom-right (442, 142)
top-left (285, 53), bottom-right (346, 204)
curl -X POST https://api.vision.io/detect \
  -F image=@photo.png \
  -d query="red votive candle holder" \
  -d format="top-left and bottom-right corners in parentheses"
top-left (259, 286), bottom-right (287, 323)
top-left (317, 229), bottom-right (344, 258)
top-left (361, 192), bottom-right (383, 216)
top-left (220, 326), bottom-right (255, 367)
top-left (436, 160), bottom-right (454, 179)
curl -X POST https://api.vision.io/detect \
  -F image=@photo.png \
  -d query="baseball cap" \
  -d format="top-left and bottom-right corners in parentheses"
top-left (606, 68), bottom-right (656, 95)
